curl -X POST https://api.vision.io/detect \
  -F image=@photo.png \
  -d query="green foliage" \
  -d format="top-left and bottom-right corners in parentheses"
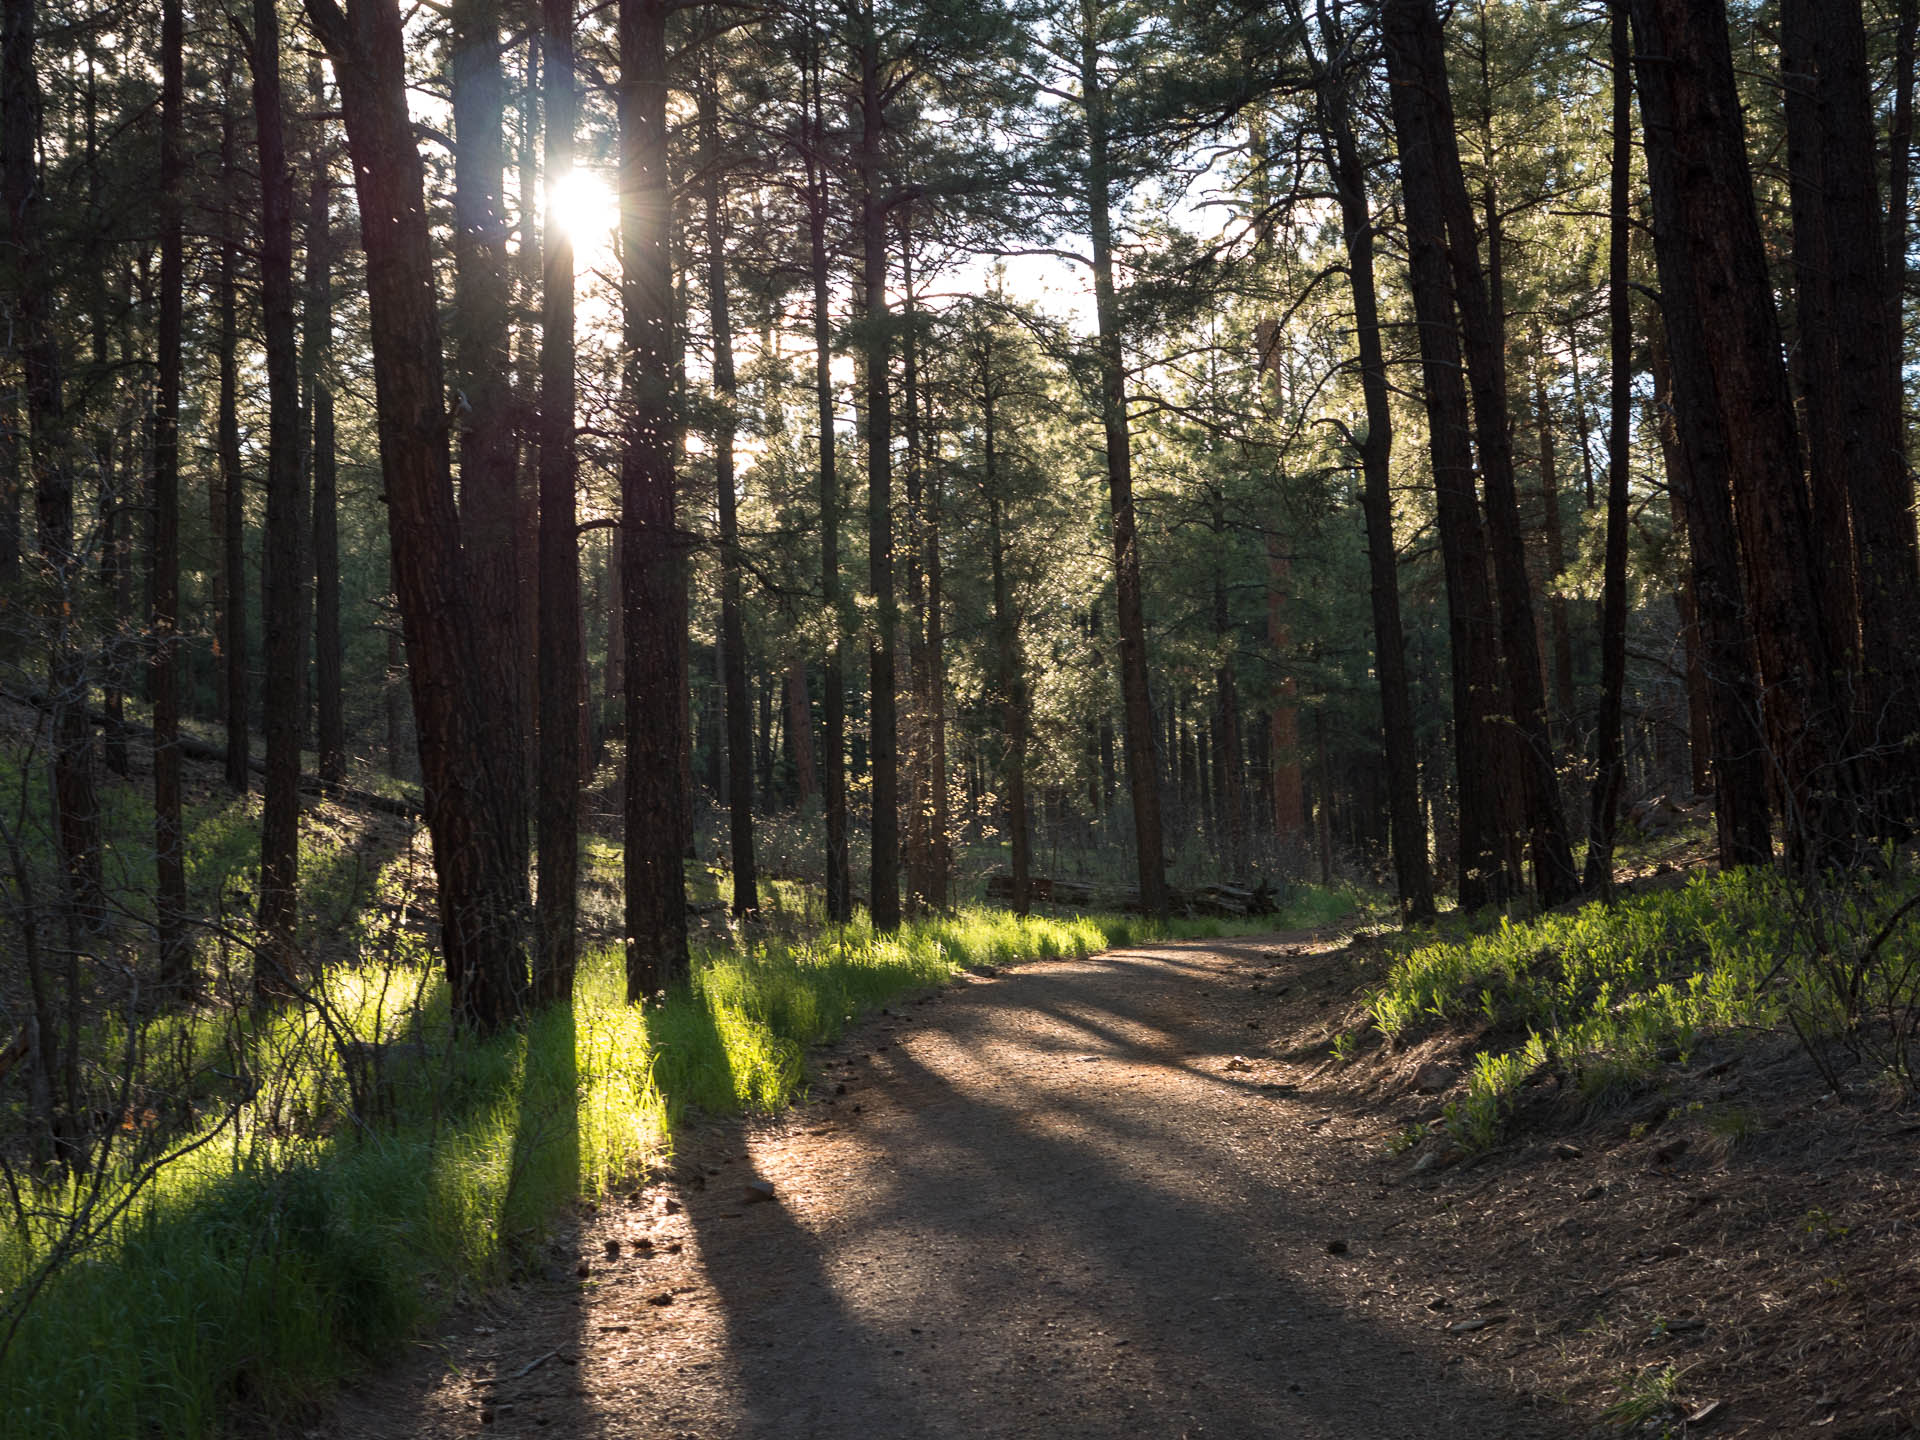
top-left (1601, 1363), bottom-right (1686, 1432)
top-left (1368, 866), bottom-right (1920, 1148)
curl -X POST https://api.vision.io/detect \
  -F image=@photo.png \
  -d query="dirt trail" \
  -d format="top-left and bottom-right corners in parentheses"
top-left (331, 932), bottom-right (1564, 1439)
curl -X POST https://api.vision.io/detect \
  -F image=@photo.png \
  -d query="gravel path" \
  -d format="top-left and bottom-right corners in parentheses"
top-left (329, 932), bottom-right (1565, 1439)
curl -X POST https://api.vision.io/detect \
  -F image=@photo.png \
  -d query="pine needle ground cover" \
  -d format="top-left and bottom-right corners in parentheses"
top-left (0, 889), bottom-right (1346, 1440)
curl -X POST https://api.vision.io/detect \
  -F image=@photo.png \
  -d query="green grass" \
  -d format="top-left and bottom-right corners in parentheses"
top-left (1364, 866), bottom-right (1920, 1150)
top-left (0, 877), bottom-right (1352, 1440)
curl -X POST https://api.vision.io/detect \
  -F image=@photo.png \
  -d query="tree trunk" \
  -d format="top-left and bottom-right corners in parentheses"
top-left (1631, 0), bottom-right (1854, 871)
top-left (1886, 0), bottom-right (1916, 374)
top-left (856, 18), bottom-right (900, 932)
top-left (452, 0), bottom-right (529, 898)
top-left (248, 0), bottom-right (304, 993)
top-left (1784, 0), bottom-right (1920, 828)
top-left (1534, 372), bottom-right (1576, 727)
top-left (1080, 0), bottom-right (1166, 916)
top-left (0, 371), bottom-right (19, 665)
top-left (7, 0), bottom-right (102, 941)
top-left (1379, 1), bottom-right (1505, 911)
top-left (923, 398), bottom-right (950, 909)
top-left (151, 0), bottom-right (187, 989)
top-left (1314, 708), bottom-right (1334, 887)
top-left (1385, 0), bottom-right (1578, 908)
top-left (1306, 10), bottom-right (1434, 918)
top-left (979, 339), bottom-right (1029, 916)
top-left (1265, 538), bottom-right (1305, 851)
top-left (700, 75), bottom-right (757, 916)
top-left (1584, 7), bottom-right (1633, 893)
top-left (215, 88), bottom-right (249, 796)
top-left (617, 0), bottom-right (688, 998)
top-left (307, 118), bottom-right (345, 789)
top-left (899, 209), bottom-right (930, 914)
top-left (787, 661), bottom-right (817, 804)
top-left (305, 0), bottom-right (531, 1030)
top-left (534, 0), bottom-right (582, 1006)
top-left (1211, 494), bottom-right (1245, 873)
top-left (806, 39), bottom-right (851, 924)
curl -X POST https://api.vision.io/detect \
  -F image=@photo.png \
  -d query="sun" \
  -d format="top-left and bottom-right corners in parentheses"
top-left (545, 170), bottom-right (618, 251)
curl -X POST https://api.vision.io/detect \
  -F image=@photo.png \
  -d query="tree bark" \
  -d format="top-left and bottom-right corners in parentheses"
top-left (248, 0), bottom-right (304, 993)
top-left (1534, 373), bottom-right (1576, 726)
top-left (855, 15), bottom-right (900, 932)
top-left (787, 660), bottom-right (816, 804)
top-left (1783, 0), bottom-right (1920, 828)
top-left (0, 372), bottom-right (19, 665)
top-left (900, 209), bottom-right (930, 914)
top-left (1379, 1), bottom-right (1506, 911)
top-left (305, 0), bottom-right (531, 1029)
top-left (534, 0), bottom-right (582, 1005)
top-left (215, 86), bottom-right (249, 796)
top-left (151, 0), bottom-right (187, 989)
top-left (307, 103), bottom-right (345, 790)
top-left (7, 0), bottom-right (102, 940)
top-left (978, 329), bottom-right (1029, 915)
top-left (923, 394), bottom-right (950, 909)
top-left (1584, 6), bottom-right (1633, 893)
top-left (699, 76), bottom-right (758, 916)
top-left (1265, 538), bottom-right (1304, 848)
top-left (1080, 0), bottom-right (1166, 916)
top-left (1385, 0), bottom-right (1578, 907)
top-left (1630, 0), bottom-right (1846, 869)
top-left (1210, 495), bottom-right (1245, 873)
top-left (1303, 6), bottom-right (1434, 919)
top-left (1886, 0), bottom-right (1916, 374)
top-left (452, 0), bottom-right (530, 898)
top-left (805, 34), bottom-right (851, 923)
top-left (618, 0), bottom-right (689, 998)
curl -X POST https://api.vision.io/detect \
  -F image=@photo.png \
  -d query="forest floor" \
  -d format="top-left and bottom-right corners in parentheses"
top-left (320, 920), bottom-right (1920, 1440)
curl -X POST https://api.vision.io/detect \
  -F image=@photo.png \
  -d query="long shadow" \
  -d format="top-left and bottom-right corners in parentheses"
top-left (488, 999), bottom-right (592, 1435)
top-left (680, 948), bottom-right (1567, 1439)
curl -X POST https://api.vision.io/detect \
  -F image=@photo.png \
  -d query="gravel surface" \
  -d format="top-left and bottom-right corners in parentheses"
top-left (327, 932), bottom-right (1566, 1439)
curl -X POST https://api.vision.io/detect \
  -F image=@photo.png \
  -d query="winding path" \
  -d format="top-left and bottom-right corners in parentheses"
top-left (331, 933), bottom-right (1563, 1439)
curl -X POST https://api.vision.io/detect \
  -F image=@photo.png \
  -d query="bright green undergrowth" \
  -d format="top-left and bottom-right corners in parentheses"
top-left (1366, 867), bottom-right (1920, 1151)
top-left (0, 884), bottom-right (1348, 1440)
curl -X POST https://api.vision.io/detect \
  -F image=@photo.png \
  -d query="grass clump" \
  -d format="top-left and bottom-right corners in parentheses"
top-left (1366, 865), bottom-right (1920, 1151)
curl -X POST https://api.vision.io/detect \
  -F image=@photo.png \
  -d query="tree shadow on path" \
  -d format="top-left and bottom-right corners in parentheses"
top-left (676, 938), bottom-right (1567, 1440)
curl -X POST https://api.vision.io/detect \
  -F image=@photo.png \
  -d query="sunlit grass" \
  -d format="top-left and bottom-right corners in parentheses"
top-left (1364, 865), bottom-right (1920, 1150)
top-left (0, 871), bottom-right (1356, 1440)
